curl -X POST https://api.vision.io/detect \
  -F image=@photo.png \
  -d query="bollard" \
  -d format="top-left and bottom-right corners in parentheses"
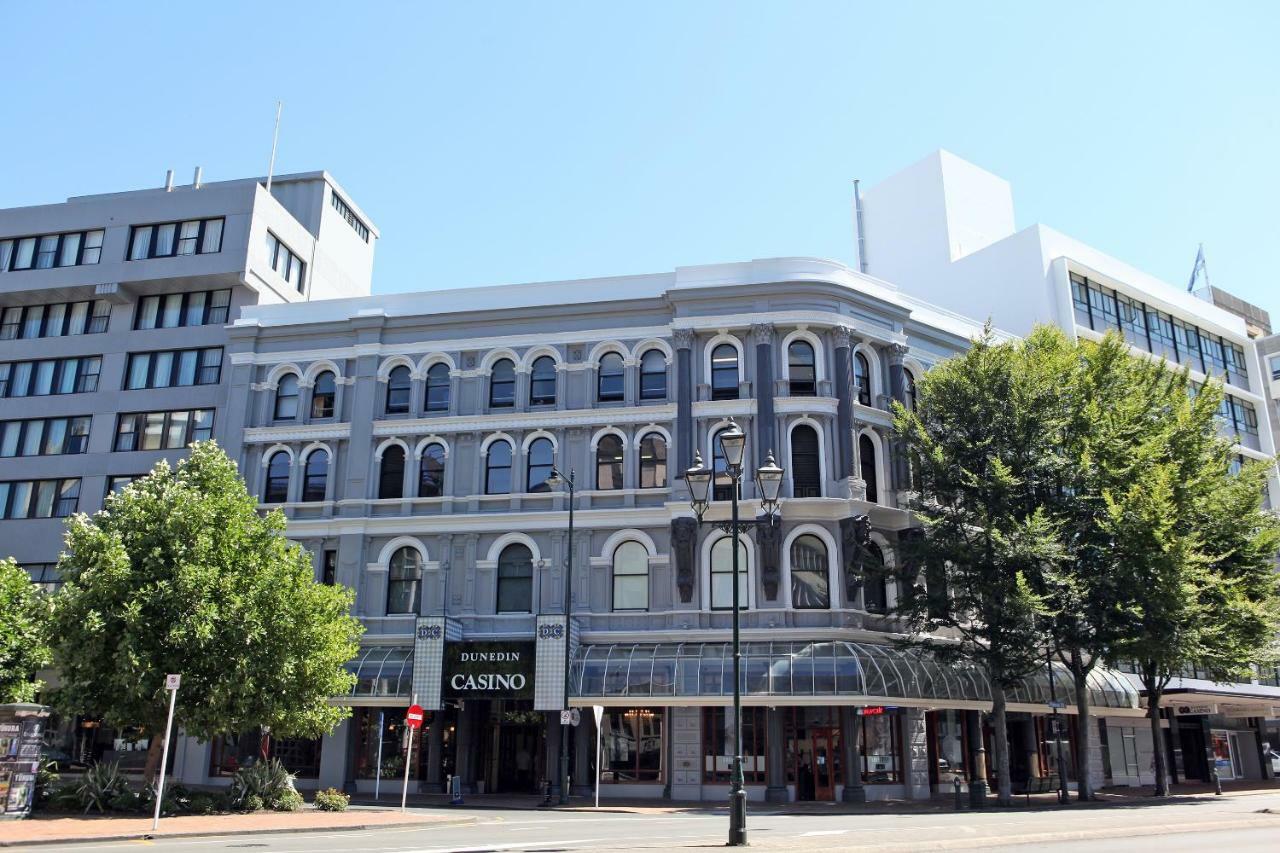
top-left (541, 778), bottom-right (552, 807)
top-left (953, 776), bottom-right (963, 810)
top-left (449, 774), bottom-right (465, 806)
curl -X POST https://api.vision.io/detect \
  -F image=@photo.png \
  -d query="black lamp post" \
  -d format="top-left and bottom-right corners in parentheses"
top-left (685, 421), bottom-right (784, 847)
top-left (546, 467), bottom-right (575, 806)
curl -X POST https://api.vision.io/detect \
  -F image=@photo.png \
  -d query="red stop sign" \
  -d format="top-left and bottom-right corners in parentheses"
top-left (405, 704), bottom-right (425, 729)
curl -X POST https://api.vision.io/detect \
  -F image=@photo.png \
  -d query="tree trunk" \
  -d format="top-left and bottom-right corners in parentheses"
top-left (992, 683), bottom-right (1013, 806)
top-left (1148, 689), bottom-right (1168, 797)
top-left (142, 730), bottom-right (166, 786)
top-left (1071, 649), bottom-right (1093, 801)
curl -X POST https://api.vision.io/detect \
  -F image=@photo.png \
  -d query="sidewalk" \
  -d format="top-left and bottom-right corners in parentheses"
top-left (0, 807), bottom-right (474, 847)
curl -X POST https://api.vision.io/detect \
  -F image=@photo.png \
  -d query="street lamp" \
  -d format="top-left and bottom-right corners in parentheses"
top-left (546, 467), bottom-right (575, 805)
top-left (685, 421), bottom-right (784, 847)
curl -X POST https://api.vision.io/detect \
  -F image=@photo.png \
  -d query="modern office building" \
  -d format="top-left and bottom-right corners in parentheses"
top-left (861, 150), bottom-right (1280, 784)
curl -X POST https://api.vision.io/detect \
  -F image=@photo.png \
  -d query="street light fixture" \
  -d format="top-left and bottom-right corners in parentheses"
top-left (546, 466), bottom-right (575, 806)
top-left (684, 420), bottom-right (784, 847)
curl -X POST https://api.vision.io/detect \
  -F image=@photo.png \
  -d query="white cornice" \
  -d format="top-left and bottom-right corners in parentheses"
top-left (370, 405), bottom-right (678, 436)
top-left (244, 423), bottom-right (352, 443)
top-left (691, 399), bottom-right (758, 418)
top-left (775, 397), bottom-right (839, 416)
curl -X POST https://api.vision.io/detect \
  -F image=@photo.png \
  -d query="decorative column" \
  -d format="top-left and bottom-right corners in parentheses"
top-left (423, 712), bottom-right (444, 792)
top-left (886, 343), bottom-right (911, 496)
top-left (902, 708), bottom-right (931, 799)
top-left (840, 706), bottom-right (866, 802)
top-left (752, 323), bottom-right (776, 469)
top-left (831, 327), bottom-right (864, 500)
top-left (966, 709), bottom-right (988, 807)
top-left (765, 707), bottom-right (788, 802)
top-left (674, 328), bottom-right (696, 472)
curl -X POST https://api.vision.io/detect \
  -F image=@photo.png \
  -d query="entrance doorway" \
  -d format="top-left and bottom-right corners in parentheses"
top-left (477, 700), bottom-right (545, 794)
top-left (810, 727), bottom-right (838, 800)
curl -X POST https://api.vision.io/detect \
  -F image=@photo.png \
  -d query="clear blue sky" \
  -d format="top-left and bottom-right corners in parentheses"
top-left (6, 2), bottom-right (1277, 316)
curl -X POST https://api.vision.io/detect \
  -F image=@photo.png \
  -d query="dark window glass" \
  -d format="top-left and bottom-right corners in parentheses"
top-left (862, 542), bottom-right (887, 612)
top-left (311, 371), bottom-right (336, 418)
top-left (485, 440), bottom-right (513, 494)
top-left (275, 375), bottom-right (300, 420)
top-left (129, 218), bottom-right (224, 260)
top-left (860, 434), bottom-right (878, 504)
top-left (123, 347), bottom-right (220, 389)
top-left (712, 429), bottom-right (739, 501)
top-left (302, 449), bottom-right (329, 502)
top-left (425, 363), bottom-right (450, 412)
top-left (710, 344), bottom-right (739, 400)
top-left (596, 434), bottom-right (625, 490)
top-left (387, 547), bottom-right (422, 615)
top-left (638, 433), bottom-right (668, 489)
top-left (379, 445), bottom-right (406, 499)
top-left (1070, 273), bottom-right (1092, 327)
top-left (529, 356), bottom-right (557, 406)
top-left (496, 544), bottom-right (533, 613)
top-left (489, 358), bottom-right (515, 408)
top-left (133, 289), bottom-right (232, 330)
top-left (601, 709), bottom-right (664, 782)
top-left (0, 416), bottom-right (91, 457)
top-left (322, 550), bottom-right (337, 585)
top-left (639, 349), bottom-right (667, 400)
top-left (790, 534), bottom-right (829, 609)
top-left (385, 366), bottom-right (411, 415)
top-left (526, 437), bottom-right (554, 493)
top-left (702, 707), bottom-right (767, 783)
top-left (905, 371), bottom-right (918, 412)
top-left (418, 443), bottom-right (445, 497)
top-left (612, 541), bottom-right (649, 611)
top-left (790, 425), bottom-right (821, 498)
top-left (788, 341), bottom-right (817, 396)
top-left (598, 352), bottom-right (625, 402)
top-left (264, 452), bottom-right (290, 503)
top-left (854, 353), bottom-right (872, 406)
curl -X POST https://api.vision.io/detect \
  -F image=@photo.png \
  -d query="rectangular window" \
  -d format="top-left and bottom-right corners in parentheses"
top-left (0, 356), bottom-right (101, 397)
top-left (123, 347), bottom-right (222, 389)
top-left (133, 288), bottom-right (232, 329)
top-left (1116, 293), bottom-right (1150, 351)
top-left (1173, 320), bottom-right (1205, 374)
top-left (702, 707), bottom-right (767, 784)
top-left (1086, 282), bottom-right (1119, 332)
top-left (0, 228), bottom-right (104, 271)
top-left (322, 550), bottom-right (337, 585)
top-left (114, 409), bottom-right (214, 451)
top-left (0, 478), bottom-right (80, 519)
top-left (127, 217), bottom-right (224, 260)
top-left (0, 298), bottom-right (110, 339)
top-left (1070, 273), bottom-right (1092, 328)
top-left (0, 416), bottom-right (91, 457)
top-left (105, 474), bottom-right (143, 497)
top-left (1271, 356), bottom-right (1280, 381)
top-left (330, 191), bottom-right (371, 241)
top-left (601, 709), bottom-right (664, 783)
top-left (1222, 340), bottom-right (1248, 388)
top-left (263, 231), bottom-right (306, 293)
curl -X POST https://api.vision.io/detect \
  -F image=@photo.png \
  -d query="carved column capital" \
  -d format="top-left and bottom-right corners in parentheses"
top-left (832, 326), bottom-right (855, 349)
top-left (672, 328), bottom-right (696, 350)
top-left (888, 343), bottom-right (910, 366)
top-left (750, 322), bottom-right (776, 346)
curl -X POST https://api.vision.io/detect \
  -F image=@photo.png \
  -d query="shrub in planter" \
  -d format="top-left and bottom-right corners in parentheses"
top-left (241, 793), bottom-right (265, 813)
top-left (229, 758), bottom-right (296, 810)
top-left (186, 792), bottom-right (218, 815)
top-left (270, 788), bottom-right (304, 812)
top-left (76, 761), bottom-right (129, 814)
top-left (313, 788), bottom-right (349, 812)
top-left (108, 790), bottom-right (141, 813)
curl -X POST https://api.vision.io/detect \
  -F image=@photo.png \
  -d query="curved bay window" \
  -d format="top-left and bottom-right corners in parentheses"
top-left (862, 542), bottom-right (887, 613)
top-left (385, 366), bottom-right (411, 415)
top-left (788, 340), bottom-right (817, 396)
top-left (485, 440), bottom-right (513, 494)
top-left (425, 363), bottom-right (450, 412)
top-left (859, 434), bottom-right (879, 504)
top-left (418, 443), bottom-right (445, 497)
top-left (301, 449), bottom-right (329, 502)
top-left (526, 437), bottom-right (554, 493)
top-left (489, 358), bottom-right (516, 408)
top-left (263, 451), bottom-right (290, 503)
top-left (639, 349), bottom-right (667, 400)
top-left (311, 371), bottom-right (336, 419)
top-left (854, 352), bottom-right (872, 406)
top-left (598, 352), bottom-right (625, 402)
top-left (790, 425), bottom-right (821, 498)
top-left (637, 432), bottom-right (668, 489)
top-left (274, 375), bottom-right (299, 420)
top-left (709, 536), bottom-right (749, 610)
top-left (496, 543), bottom-right (533, 613)
top-left (710, 343), bottom-right (739, 400)
top-left (595, 434), bottom-right (624, 490)
top-left (529, 356), bottom-right (556, 406)
top-left (378, 445), bottom-right (406, 499)
top-left (386, 546), bottom-right (422, 614)
top-left (612, 540), bottom-right (649, 611)
top-left (790, 534), bottom-right (829, 609)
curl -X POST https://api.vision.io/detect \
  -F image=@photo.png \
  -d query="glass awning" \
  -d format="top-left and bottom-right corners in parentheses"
top-left (569, 641), bottom-right (1138, 710)
top-left (347, 645), bottom-right (413, 698)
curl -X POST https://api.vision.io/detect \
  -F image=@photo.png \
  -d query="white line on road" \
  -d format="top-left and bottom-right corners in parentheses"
top-left (801, 829), bottom-right (851, 836)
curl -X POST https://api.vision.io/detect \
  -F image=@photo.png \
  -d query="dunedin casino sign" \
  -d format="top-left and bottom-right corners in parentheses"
top-left (444, 641), bottom-right (536, 700)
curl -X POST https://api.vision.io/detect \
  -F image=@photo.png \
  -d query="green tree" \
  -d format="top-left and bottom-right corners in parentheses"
top-left (894, 326), bottom-right (1073, 805)
top-left (49, 442), bottom-right (362, 781)
top-left (0, 557), bottom-right (52, 703)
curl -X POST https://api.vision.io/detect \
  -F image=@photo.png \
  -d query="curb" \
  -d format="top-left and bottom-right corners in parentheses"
top-left (0, 815), bottom-right (478, 848)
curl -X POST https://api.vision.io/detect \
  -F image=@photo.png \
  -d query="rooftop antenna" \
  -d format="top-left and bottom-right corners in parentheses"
top-left (265, 100), bottom-right (283, 193)
top-left (853, 179), bottom-right (868, 274)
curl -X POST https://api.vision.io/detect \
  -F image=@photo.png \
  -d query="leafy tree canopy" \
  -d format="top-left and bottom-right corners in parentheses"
top-left (0, 557), bottom-right (52, 703)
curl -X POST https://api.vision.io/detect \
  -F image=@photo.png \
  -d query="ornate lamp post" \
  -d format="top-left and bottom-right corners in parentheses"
top-left (685, 421), bottom-right (784, 847)
top-left (546, 467), bottom-right (575, 805)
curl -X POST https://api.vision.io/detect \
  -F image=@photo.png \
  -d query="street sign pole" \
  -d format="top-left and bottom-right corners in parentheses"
top-left (374, 710), bottom-right (385, 800)
top-left (402, 696), bottom-right (422, 813)
top-left (592, 705), bottom-right (603, 809)
top-left (152, 674), bottom-right (181, 831)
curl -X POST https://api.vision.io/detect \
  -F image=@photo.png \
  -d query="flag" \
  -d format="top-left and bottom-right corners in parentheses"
top-left (1187, 243), bottom-right (1209, 293)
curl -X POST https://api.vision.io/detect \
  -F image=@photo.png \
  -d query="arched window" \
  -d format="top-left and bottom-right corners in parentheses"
top-left (859, 434), bottom-right (878, 504)
top-left (418, 443), bottom-right (445, 498)
top-left (790, 534), bottom-right (829, 609)
top-left (639, 349), bottom-right (667, 400)
top-left (386, 365), bottom-right (411, 415)
top-left (529, 356), bottom-right (557, 406)
top-left (612, 541), bottom-right (649, 611)
top-left (386, 546), bottom-right (421, 615)
top-left (489, 358), bottom-right (515, 408)
top-left (263, 451), bottom-right (290, 503)
top-left (638, 433), bottom-right (668, 489)
top-left (710, 537), bottom-right (749, 610)
top-left (485, 440), bottom-right (513, 494)
top-left (378, 445), bottom-right (405, 499)
top-left (425, 363), bottom-right (450, 412)
top-left (301, 448), bottom-right (329, 502)
top-left (598, 352), bottom-right (625, 402)
top-left (854, 352), bottom-right (872, 406)
top-left (788, 341), bottom-right (816, 396)
top-left (596, 434), bottom-right (624, 490)
top-left (712, 428), bottom-right (739, 501)
top-left (710, 344), bottom-right (739, 401)
top-left (496, 543), bottom-right (533, 613)
top-left (526, 437), bottom-right (554, 493)
top-left (274, 374), bottom-right (299, 420)
top-left (790, 425), bottom-right (821, 498)
top-left (905, 370), bottom-right (918, 412)
top-left (311, 371), bottom-right (336, 419)
top-left (863, 542), bottom-right (887, 613)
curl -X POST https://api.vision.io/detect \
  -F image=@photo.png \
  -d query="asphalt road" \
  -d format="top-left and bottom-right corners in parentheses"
top-left (20, 794), bottom-right (1280, 853)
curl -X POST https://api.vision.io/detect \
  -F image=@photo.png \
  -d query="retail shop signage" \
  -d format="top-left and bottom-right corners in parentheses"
top-left (858, 706), bottom-right (896, 716)
top-left (443, 641), bottom-right (535, 700)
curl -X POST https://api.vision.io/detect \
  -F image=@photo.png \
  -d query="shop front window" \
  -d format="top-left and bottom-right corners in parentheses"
top-left (209, 731), bottom-right (321, 779)
top-left (354, 707), bottom-right (422, 780)
top-left (702, 706), bottom-right (767, 784)
top-left (931, 710), bottom-right (968, 785)
top-left (600, 708), bottom-right (665, 783)
top-left (856, 709), bottom-right (902, 783)
top-left (783, 707), bottom-right (842, 801)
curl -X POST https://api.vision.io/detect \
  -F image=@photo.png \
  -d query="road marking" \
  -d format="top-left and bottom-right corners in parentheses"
top-left (801, 829), bottom-right (850, 836)
top-left (396, 840), bottom-right (609, 853)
